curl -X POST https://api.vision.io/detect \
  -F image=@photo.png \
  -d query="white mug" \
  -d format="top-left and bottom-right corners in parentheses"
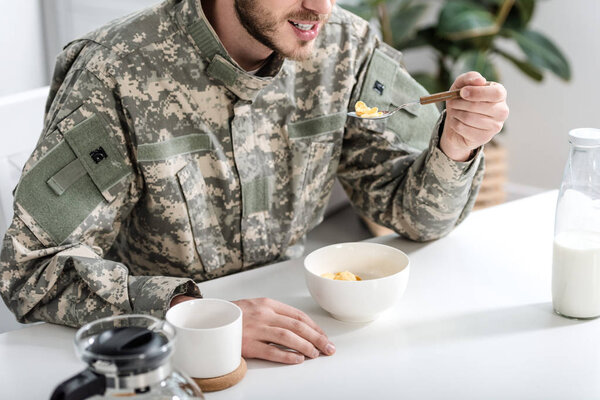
top-left (165, 298), bottom-right (243, 378)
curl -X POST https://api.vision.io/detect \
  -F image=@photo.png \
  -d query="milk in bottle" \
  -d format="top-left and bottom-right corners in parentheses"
top-left (552, 128), bottom-right (600, 318)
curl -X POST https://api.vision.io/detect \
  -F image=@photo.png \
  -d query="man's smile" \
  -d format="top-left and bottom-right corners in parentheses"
top-left (288, 19), bottom-right (320, 41)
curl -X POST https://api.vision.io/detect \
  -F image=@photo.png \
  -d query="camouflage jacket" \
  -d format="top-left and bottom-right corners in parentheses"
top-left (0, 0), bottom-right (483, 327)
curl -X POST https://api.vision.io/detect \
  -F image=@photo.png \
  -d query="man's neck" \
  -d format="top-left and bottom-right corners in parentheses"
top-left (201, 0), bottom-right (273, 71)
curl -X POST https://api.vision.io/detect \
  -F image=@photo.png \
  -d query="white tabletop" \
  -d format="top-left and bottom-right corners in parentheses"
top-left (2, 191), bottom-right (599, 400)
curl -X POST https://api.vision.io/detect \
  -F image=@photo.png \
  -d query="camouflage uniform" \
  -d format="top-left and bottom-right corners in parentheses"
top-left (0, 0), bottom-right (483, 327)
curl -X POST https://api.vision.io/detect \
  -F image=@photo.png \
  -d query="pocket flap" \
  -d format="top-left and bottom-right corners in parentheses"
top-left (357, 47), bottom-right (420, 117)
top-left (390, 68), bottom-right (429, 116)
top-left (137, 133), bottom-right (213, 162)
top-left (287, 112), bottom-right (346, 139)
top-left (358, 48), bottom-right (401, 112)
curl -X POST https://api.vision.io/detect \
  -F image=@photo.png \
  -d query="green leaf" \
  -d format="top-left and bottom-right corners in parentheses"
top-left (397, 33), bottom-right (429, 50)
top-left (495, 48), bottom-right (543, 81)
top-left (515, 0), bottom-right (535, 25)
top-left (475, 0), bottom-right (504, 6)
top-left (437, 1), bottom-right (496, 38)
top-left (389, 3), bottom-right (429, 45)
top-left (338, 1), bottom-right (375, 21)
top-left (397, 26), bottom-right (437, 50)
top-left (458, 50), bottom-right (500, 82)
top-left (503, 0), bottom-right (535, 30)
top-left (507, 29), bottom-right (571, 80)
top-left (412, 73), bottom-right (445, 94)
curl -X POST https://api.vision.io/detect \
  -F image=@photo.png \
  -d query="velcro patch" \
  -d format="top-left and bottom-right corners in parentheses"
top-left (62, 114), bottom-right (131, 202)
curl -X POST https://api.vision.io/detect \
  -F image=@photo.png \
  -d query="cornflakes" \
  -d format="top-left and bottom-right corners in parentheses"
top-left (321, 271), bottom-right (362, 281)
top-left (355, 101), bottom-right (383, 118)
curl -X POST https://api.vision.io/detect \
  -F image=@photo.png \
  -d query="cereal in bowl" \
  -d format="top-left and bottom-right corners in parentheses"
top-left (321, 271), bottom-right (362, 281)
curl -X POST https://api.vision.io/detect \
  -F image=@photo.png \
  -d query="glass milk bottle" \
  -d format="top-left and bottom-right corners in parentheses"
top-left (553, 128), bottom-right (600, 319)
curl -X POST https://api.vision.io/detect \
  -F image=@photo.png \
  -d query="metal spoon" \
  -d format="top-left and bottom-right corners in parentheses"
top-left (348, 88), bottom-right (462, 120)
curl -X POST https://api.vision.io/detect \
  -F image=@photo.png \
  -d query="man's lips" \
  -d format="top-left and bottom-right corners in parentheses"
top-left (289, 20), bottom-right (318, 26)
top-left (288, 20), bottom-right (321, 41)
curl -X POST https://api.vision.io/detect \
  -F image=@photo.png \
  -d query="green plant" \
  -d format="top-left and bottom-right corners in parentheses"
top-left (341, 0), bottom-right (571, 94)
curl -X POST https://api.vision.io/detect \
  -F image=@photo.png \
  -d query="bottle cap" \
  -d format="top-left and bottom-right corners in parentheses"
top-left (569, 128), bottom-right (600, 146)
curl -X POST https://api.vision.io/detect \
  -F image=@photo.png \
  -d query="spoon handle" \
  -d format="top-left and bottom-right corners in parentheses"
top-left (419, 89), bottom-right (461, 105)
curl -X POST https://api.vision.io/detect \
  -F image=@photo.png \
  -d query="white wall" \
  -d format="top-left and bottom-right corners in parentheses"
top-left (0, 1), bottom-right (47, 97)
top-left (498, 0), bottom-right (600, 192)
top-left (42, 0), bottom-right (160, 76)
top-left (403, 0), bottom-right (600, 194)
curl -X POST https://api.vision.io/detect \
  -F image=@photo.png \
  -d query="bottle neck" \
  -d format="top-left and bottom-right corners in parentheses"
top-left (566, 144), bottom-right (600, 186)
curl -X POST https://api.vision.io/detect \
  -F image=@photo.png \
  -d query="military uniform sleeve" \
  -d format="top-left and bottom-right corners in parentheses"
top-left (0, 66), bottom-right (200, 328)
top-left (338, 40), bottom-right (484, 241)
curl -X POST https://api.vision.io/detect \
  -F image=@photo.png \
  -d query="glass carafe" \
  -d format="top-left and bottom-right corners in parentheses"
top-left (51, 314), bottom-right (204, 399)
top-left (553, 128), bottom-right (600, 319)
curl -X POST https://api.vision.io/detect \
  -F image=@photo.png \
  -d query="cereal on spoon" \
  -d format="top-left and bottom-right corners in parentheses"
top-left (354, 101), bottom-right (382, 118)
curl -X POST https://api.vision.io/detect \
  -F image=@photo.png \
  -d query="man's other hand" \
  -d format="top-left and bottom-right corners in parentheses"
top-left (440, 71), bottom-right (509, 162)
top-left (233, 297), bottom-right (336, 364)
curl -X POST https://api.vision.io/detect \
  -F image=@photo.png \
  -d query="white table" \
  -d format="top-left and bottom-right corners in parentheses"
top-left (2, 191), bottom-right (599, 400)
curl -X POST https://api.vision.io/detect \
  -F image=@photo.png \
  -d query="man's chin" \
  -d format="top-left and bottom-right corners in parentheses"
top-left (279, 42), bottom-right (315, 61)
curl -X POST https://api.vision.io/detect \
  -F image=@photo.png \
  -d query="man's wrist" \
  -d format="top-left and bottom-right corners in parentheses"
top-left (169, 295), bottom-right (198, 308)
top-left (445, 147), bottom-right (477, 162)
top-left (439, 127), bottom-right (475, 162)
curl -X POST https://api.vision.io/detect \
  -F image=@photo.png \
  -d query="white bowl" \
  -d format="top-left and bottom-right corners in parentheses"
top-left (304, 242), bottom-right (410, 322)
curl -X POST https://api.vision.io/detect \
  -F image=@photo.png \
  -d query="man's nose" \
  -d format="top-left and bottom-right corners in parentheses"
top-left (302, 0), bottom-right (333, 16)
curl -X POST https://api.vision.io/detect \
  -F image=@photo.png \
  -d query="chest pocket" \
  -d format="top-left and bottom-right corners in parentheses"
top-left (356, 47), bottom-right (439, 152)
top-left (14, 107), bottom-right (132, 246)
top-left (176, 160), bottom-right (228, 274)
top-left (286, 112), bottom-right (345, 243)
top-left (137, 133), bottom-right (229, 275)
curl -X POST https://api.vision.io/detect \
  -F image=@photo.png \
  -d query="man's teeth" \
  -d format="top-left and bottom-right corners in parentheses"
top-left (290, 21), bottom-right (315, 31)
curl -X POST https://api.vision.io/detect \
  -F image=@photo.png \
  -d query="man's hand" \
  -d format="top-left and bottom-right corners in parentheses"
top-left (232, 298), bottom-right (335, 364)
top-left (440, 71), bottom-right (509, 162)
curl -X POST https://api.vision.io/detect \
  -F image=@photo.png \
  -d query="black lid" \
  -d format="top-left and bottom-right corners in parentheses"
top-left (83, 327), bottom-right (170, 373)
top-left (88, 327), bottom-right (165, 356)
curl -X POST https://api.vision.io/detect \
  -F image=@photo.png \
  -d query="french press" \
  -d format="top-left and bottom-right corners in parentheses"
top-left (50, 314), bottom-right (204, 399)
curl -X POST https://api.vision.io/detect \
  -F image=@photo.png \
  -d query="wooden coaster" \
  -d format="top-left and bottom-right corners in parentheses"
top-left (192, 358), bottom-right (247, 392)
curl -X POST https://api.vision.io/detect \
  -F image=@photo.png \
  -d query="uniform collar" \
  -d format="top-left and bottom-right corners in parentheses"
top-left (174, 0), bottom-right (285, 102)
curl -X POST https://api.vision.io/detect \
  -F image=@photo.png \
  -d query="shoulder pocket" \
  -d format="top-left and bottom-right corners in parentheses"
top-left (355, 47), bottom-right (439, 151)
top-left (14, 108), bottom-right (132, 246)
top-left (358, 48), bottom-right (406, 117)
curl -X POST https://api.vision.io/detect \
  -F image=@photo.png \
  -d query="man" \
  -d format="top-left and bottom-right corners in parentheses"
top-left (0, 0), bottom-right (508, 365)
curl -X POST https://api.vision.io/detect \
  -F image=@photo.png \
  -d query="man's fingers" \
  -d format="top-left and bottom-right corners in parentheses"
top-left (446, 99), bottom-right (509, 121)
top-left (451, 110), bottom-right (504, 133)
top-left (245, 341), bottom-right (305, 364)
top-left (451, 71), bottom-right (486, 90)
top-left (268, 299), bottom-right (327, 336)
top-left (459, 82), bottom-right (507, 103)
top-left (272, 314), bottom-right (335, 356)
top-left (446, 116), bottom-right (496, 147)
top-left (261, 327), bottom-right (320, 359)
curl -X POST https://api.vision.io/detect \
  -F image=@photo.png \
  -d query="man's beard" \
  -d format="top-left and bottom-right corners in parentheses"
top-left (233, 0), bottom-right (327, 61)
